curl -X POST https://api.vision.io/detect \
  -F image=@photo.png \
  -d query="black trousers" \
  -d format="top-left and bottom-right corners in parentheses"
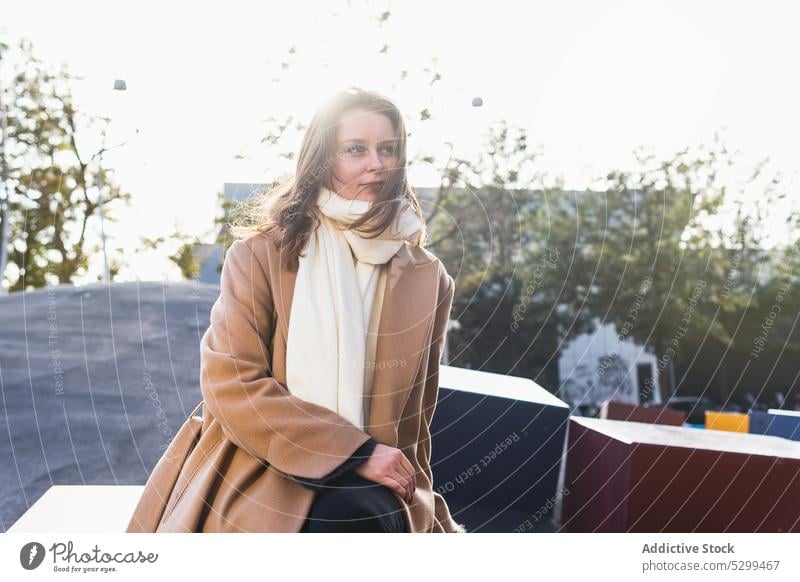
top-left (300, 472), bottom-right (408, 533)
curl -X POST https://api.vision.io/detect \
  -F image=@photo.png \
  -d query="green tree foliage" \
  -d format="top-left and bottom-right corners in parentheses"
top-left (581, 134), bottom-right (798, 403)
top-left (0, 39), bottom-right (131, 291)
top-left (428, 122), bottom-right (596, 386)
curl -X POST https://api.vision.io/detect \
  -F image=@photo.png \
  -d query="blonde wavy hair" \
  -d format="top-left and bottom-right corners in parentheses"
top-left (229, 87), bottom-right (428, 272)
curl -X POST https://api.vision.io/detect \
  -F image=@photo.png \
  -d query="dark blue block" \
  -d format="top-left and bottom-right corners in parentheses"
top-left (749, 409), bottom-right (800, 441)
top-left (429, 365), bottom-right (570, 532)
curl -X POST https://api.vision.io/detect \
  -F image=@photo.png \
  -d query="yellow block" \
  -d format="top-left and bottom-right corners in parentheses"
top-left (705, 410), bottom-right (749, 433)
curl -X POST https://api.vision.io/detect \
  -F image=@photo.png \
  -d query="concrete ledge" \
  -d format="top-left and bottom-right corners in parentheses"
top-left (8, 485), bottom-right (144, 533)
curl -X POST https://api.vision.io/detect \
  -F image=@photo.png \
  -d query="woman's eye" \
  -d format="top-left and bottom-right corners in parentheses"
top-left (342, 144), bottom-right (396, 155)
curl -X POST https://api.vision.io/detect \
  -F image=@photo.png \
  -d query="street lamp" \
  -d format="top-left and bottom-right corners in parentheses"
top-left (91, 79), bottom-right (137, 284)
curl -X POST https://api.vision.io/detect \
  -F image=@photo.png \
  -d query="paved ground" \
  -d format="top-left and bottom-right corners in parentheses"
top-left (0, 281), bottom-right (219, 532)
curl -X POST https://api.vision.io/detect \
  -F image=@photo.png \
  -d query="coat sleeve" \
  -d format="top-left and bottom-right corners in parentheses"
top-left (290, 436), bottom-right (378, 491)
top-left (416, 271), bottom-right (468, 533)
top-left (199, 238), bottom-right (373, 480)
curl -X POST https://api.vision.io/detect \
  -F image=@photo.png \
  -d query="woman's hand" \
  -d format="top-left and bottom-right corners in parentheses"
top-left (354, 443), bottom-right (417, 503)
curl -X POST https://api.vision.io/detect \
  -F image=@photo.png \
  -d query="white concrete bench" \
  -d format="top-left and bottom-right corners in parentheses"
top-left (8, 485), bottom-right (144, 533)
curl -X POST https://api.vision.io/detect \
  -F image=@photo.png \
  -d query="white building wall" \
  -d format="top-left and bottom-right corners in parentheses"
top-left (558, 321), bottom-right (661, 410)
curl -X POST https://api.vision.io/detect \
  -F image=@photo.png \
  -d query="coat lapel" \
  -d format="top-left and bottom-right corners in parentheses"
top-left (366, 244), bottom-right (439, 442)
top-left (273, 241), bottom-right (440, 444)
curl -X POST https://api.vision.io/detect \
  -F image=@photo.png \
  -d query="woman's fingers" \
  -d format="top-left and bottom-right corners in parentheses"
top-left (381, 475), bottom-right (408, 502)
top-left (389, 468), bottom-right (413, 503)
top-left (361, 443), bottom-right (417, 503)
top-left (364, 468), bottom-right (411, 504)
top-left (393, 449), bottom-right (417, 494)
top-left (397, 453), bottom-right (417, 493)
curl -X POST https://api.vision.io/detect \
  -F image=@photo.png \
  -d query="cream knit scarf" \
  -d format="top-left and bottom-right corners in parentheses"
top-left (285, 185), bottom-right (423, 430)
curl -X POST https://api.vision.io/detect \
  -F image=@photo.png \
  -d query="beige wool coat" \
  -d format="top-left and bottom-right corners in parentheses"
top-left (155, 232), bottom-right (464, 533)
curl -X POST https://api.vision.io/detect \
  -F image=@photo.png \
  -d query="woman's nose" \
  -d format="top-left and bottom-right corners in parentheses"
top-left (366, 149), bottom-right (383, 172)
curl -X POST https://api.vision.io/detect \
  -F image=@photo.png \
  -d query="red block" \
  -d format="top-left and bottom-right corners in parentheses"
top-left (600, 400), bottom-right (686, 426)
top-left (561, 417), bottom-right (800, 532)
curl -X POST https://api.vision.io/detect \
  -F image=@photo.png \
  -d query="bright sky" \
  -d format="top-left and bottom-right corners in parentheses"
top-left (2, 0), bottom-right (799, 283)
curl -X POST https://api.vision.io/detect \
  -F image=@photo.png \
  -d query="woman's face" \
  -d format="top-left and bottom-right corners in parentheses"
top-left (328, 107), bottom-right (400, 203)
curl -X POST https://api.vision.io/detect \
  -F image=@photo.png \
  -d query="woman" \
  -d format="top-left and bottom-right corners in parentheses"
top-left (158, 87), bottom-right (465, 533)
